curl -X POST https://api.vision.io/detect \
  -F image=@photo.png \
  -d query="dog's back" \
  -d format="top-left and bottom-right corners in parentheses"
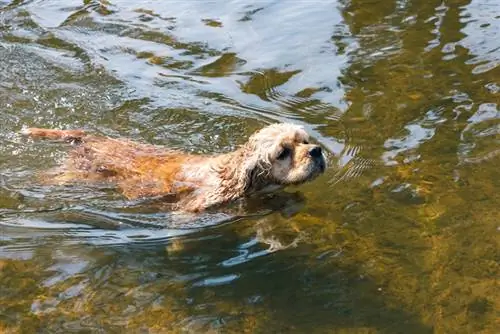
top-left (23, 127), bottom-right (194, 200)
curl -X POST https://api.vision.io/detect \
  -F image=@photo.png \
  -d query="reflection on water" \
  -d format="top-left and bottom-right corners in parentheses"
top-left (1, 0), bottom-right (499, 332)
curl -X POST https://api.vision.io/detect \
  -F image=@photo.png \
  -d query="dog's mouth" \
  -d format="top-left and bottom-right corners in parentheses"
top-left (312, 156), bottom-right (326, 174)
top-left (316, 157), bottom-right (326, 173)
top-left (296, 156), bottom-right (326, 184)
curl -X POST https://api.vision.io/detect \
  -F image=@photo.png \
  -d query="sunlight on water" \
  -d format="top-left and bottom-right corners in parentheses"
top-left (0, 0), bottom-right (499, 332)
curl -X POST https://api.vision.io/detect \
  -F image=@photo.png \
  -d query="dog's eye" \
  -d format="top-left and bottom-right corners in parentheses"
top-left (303, 140), bottom-right (309, 144)
top-left (277, 147), bottom-right (292, 160)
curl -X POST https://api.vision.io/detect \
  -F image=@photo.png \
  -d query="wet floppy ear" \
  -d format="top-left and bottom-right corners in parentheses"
top-left (237, 142), bottom-right (273, 193)
top-left (239, 147), bottom-right (262, 193)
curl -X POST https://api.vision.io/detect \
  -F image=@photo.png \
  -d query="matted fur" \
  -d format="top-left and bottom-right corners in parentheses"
top-left (23, 123), bottom-right (326, 212)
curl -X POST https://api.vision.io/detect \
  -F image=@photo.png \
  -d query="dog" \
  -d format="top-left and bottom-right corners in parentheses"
top-left (23, 123), bottom-right (326, 212)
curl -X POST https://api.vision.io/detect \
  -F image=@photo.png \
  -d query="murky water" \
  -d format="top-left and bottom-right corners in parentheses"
top-left (0, 0), bottom-right (498, 332)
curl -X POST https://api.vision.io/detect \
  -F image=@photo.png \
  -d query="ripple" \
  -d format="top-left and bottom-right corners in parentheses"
top-left (460, 1), bottom-right (500, 74)
top-left (381, 108), bottom-right (447, 166)
top-left (458, 102), bottom-right (500, 164)
top-left (192, 274), bottom-right (240, 287)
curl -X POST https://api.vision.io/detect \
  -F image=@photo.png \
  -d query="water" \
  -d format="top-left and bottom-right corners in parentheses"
top-left (0, 0), bottom-right (498, 332)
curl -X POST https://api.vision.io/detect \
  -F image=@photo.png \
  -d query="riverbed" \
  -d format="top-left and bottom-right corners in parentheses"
top-left (0, 0), bottom-right (498, 332)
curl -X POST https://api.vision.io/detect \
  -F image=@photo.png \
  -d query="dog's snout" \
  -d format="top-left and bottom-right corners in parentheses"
top-left (309, 146), bottom-right (322, 158)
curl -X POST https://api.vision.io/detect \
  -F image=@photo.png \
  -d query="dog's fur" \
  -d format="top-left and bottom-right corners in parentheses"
top-left (23, 123), bottom-right (326, 212)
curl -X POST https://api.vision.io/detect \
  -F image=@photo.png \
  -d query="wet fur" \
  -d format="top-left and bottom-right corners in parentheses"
top-left (23, 124), bottom-right (325, 212)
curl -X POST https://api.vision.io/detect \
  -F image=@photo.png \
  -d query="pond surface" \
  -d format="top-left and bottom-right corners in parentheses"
top-left (1, 0), bottom-right (499, 332)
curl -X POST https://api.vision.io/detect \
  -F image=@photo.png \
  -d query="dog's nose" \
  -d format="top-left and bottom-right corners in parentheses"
top-left (309, 146), bottom-right (322, 158)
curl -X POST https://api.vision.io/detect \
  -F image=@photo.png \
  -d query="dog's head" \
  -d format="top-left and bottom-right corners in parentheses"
top-left (240, 123), bottom-right (326, 191)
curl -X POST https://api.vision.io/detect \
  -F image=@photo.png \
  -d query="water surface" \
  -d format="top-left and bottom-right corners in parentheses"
top-left (0, 0), bottom-right (499, 332)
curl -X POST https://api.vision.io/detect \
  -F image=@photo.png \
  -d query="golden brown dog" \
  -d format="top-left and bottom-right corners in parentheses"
top-left (23, 123), bottom-right (326, 212)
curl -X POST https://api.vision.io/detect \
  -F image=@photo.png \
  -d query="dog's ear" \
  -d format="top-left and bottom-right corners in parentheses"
top-left (216, 130), bottom-right (277, 196)
top-left (237, 142), bottom-right (272, 194)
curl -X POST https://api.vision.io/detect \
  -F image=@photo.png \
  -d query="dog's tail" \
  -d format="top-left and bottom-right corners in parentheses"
top-left (22, 127), bottom-right (87, 142)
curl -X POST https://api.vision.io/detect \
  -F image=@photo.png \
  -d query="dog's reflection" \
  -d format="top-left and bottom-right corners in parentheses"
top-left (165, 190), bottom-right (308, 259)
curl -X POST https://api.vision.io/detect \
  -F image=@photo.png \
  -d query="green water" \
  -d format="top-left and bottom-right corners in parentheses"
top-left (0, 0), bottom-right (498, 332)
